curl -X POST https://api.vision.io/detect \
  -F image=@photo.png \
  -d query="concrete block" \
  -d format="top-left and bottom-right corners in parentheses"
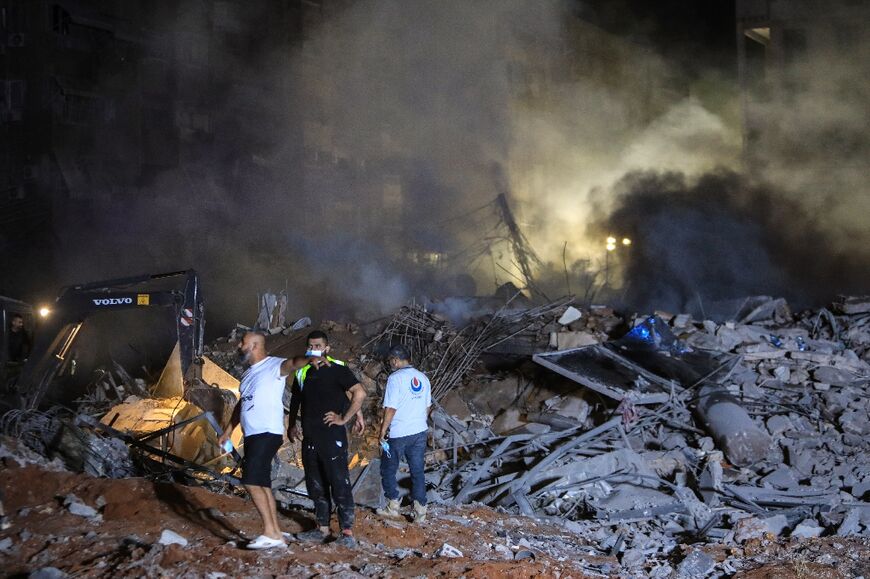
top-left (837, 508), bottom-right (861, 537)
top-left (552, 331), bottom-right (598, 350)
top-left (761, 466), bottom-right (798, 490)
top-left (158, 529), bottom-right (188, 547)
top-left (490, 407), bottom-right (525, 435)
top-left (790, 519), bottom-right (823, 539)
top-left (763, 515), bottom-right (789, 536)
top-left (678, 549), bottom-right (715, 577)
top-left (813, 366), bottom-right (857, 387)
top-left (440, 391), bottom-right (472, 422)
top-left (558, 306), bottom-right (582, 326)
top-left (766, 415), bottom-right (794, 436)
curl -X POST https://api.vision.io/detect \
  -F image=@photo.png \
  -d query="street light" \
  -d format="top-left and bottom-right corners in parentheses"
top-left (39, 307), bottom-right (51, 317)
top-left (604, 235), bottom-right (632, 287)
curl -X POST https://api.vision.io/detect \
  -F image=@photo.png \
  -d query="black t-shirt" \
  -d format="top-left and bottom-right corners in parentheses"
top-left (7, 330), bottom-right (31, 362)
top-left (292, 363), bottom-right (359, 442)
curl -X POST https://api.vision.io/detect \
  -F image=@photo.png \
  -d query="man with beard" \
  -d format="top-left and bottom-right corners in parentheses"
top-left (219, 332), bottom-right (324, 550)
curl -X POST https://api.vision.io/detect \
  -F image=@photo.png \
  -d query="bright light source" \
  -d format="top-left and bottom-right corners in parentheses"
top-left (622, 238), bottom-right (632, 246)
top-left (39, 307), bottom-right (51, 317)
top-left (606, 236), bottom-right (616, 244)
top-left (606, 244), bottom-right (616, 251)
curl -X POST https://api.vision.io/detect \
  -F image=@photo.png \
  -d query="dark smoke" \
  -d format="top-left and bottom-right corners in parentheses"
top-left (593, 170), bottom-right (870, 316)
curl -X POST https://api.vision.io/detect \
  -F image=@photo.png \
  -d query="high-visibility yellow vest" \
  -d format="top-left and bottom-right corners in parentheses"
top-left (295, 356), bottom-right (346, 390)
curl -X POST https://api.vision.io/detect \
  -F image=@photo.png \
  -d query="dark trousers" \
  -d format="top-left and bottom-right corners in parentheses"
top-left (380, 430), bottom-right (427, 505)
top-left (302, 438), bottom-right (355, 530)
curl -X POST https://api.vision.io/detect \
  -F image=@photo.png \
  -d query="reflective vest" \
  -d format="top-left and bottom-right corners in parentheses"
top-left (295, 356), bottom-right (346, 390)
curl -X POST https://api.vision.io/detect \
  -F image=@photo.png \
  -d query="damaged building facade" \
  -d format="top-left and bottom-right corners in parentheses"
top-left (737, 0), bottom-right (870, 235)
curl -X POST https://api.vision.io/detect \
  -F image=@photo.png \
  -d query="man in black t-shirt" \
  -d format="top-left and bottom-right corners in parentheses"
top-left (286, 330), bottom-right (366, 547)
top-left (7, 313), bottom-right (31, 363)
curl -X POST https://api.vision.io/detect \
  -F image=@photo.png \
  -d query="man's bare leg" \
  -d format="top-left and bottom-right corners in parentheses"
top-left (266, 488), bottom-right (283, 537)
top-left (245, 485), bottom-right (282, 540)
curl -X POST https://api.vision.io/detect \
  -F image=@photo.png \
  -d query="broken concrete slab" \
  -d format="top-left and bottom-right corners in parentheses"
top-left (761, 466), bottom-right (799, 490)
top-left (439, 391), bottom-right (473, 423)
top-left (837, 508), bottom-right (862, 537)
top-left (790, 519), bottom-right (823, 539)
top-left (813, 366), bottom-right (858, 387)
top-left (765, 415), bottom-right (794, 437)
top-left (734, 296), bottom-right (791, 325)
top-left (490, 408), bottom-right (526, 435)
top-left (833, 295), bottom-right (870, 315)
top-left (557, 306), bottom-right (582, 326)
top-left (763, 514), bottom-right (790, 536)
top-left (549, 331), bottom-right (598, 350)
top-left (158, 529), bottom-right (188, 547)
top-left (678, 549), bottom-right (715, 577)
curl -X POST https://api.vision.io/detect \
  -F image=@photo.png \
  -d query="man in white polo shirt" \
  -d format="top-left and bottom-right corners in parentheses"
top-left (377, 344), bottom-right (431, 523)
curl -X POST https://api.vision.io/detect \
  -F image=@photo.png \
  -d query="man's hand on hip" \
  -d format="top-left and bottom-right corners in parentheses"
top-left (323, 411), bottom-right (347, 427)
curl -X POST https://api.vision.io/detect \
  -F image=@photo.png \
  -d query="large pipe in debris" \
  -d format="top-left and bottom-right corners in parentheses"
top-left (694, 385), bottom-right (771, 467)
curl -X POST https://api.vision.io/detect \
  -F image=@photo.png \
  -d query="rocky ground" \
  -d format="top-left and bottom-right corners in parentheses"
top-left (1, 457), bottom-right (868, 579)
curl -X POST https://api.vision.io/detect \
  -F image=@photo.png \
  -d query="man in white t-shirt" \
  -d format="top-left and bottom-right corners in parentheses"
top-left (219, 332), bottom-right (323, 550)
top-left (377, 344), bottom-right (431, 522)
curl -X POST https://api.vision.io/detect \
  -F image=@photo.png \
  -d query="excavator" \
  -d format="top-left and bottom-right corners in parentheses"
top-left (8, 270), bottom-right (230, 419)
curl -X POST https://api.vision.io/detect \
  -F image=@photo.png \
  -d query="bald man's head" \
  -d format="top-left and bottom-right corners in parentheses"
top-left (238, 332), bottom-right (267, 365)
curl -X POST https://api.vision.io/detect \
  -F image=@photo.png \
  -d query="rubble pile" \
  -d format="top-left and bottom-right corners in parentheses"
top-left (360, 297), bottom-right (573, 401)
top-left (406, 295), bottom-right (870, 577)
top-left (2, 292), bottom-right (869, 577)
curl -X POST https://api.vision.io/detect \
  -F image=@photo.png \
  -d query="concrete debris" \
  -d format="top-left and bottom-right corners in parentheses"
top-left (557, 306), bottom-right (582, 326)
top-left (63, 495), bottom-right (101, 522)
top-left (0, 536), bottom-right (13, 552)
top-left (435, 543), bottom-right (463, 558)
top-left (28, 569), bottom-right (68, 579)
top-left (678, 549), bottom-right (716, 577)
top-left (402, 295), bottom-right (869, 576)
top-left (158, 529), bottom-right (189, 547)
top-left (791, 519), bottom-right (824, 539)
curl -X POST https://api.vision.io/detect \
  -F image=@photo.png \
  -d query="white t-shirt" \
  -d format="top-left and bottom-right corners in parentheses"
top-left (239, 356), bottom-right (287, 436)
top-left (383, 367), bottom-right (431, 438)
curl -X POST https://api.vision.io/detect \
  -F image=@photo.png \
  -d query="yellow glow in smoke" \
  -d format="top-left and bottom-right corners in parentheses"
top-left (39, 307), bottom-right (51, 317)
top-left (606, 236), bottom-right (616, 244)
top-left (622, 238), bottom-right (631, 246)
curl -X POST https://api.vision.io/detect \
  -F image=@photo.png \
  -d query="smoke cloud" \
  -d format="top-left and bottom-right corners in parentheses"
top-left (8, 0), bottom-right (868, 348)
top-left (592, 170), bottom-right (870, 316)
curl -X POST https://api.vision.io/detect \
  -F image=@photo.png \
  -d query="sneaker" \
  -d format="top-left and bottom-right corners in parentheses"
top-left (376, 499), bottom-right (402, 519)
top-left (412, 500), bottom-right (427, 523)
top-left (246, 535), bottom-right (287, 550)
top-left (334, 533), bottom-right (357, 548)
top-left (296, 528), bottom-right (328, 543)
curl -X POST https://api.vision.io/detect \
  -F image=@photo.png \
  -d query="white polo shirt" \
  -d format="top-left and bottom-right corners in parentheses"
top-left (239, 356), bottom-right (287, 436)
top-left (383, 366), bottom-right (431, 438)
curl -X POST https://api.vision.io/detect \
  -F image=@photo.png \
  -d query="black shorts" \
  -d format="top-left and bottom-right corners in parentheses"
top-left (241, 433), bottom-right (283, 487)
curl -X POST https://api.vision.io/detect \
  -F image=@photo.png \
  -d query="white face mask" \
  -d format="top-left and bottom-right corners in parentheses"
top-left (305, 349), bottom-right (323, 358)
